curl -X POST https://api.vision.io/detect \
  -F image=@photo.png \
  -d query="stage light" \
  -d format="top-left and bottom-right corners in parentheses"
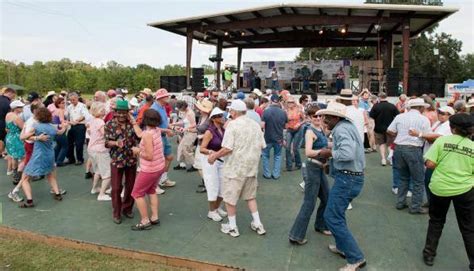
top-left (224, 31), bottom-right (229, 36)
top-left (241, 31), bottom-right (245, 36)
top-left (319, 29), bottom-right (324, 35)
top-left (340, 27), bottom-right (346, 34)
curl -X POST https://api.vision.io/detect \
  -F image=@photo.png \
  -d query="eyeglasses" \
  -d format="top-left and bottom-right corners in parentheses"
top-left (311, 115), bottom-right (322, 119)
top-left (212, 114), bottom-right (224, 118)
top-left (437, 111), bottom-right (449, 116)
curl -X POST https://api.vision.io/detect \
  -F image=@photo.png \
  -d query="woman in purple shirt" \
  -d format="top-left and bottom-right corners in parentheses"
top-left (200, 107), bottom-right (228, 222)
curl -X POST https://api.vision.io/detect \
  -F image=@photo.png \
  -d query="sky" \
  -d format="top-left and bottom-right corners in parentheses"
top-left (0, 0), bottom-right (473, 68)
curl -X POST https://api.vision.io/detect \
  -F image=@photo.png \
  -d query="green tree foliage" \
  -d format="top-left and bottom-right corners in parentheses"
top-left (0, 59), bottom-right (215, 94)
top-left (295, 31), bottom-right (470, 83)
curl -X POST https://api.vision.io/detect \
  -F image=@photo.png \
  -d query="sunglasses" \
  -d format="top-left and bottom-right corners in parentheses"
top-left (311, 115), bottom-right (322, 119)
top-left (212, 114), bottom-right (224, 118)
top-left (437, 111), bottom-right (449, 116)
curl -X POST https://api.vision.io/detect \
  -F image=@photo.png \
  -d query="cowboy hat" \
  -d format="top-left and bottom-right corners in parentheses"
top-left (252, 88), bottom-right (263, 97)
top-left (438, 106), bottom-right (455, 115)
top-left (210, 107), bottom-right (225, 118)
top-left (195, 99), bottom-right (213, 113)
top-left (337, 89), bottom-right (356, 101)
top-left (45, 91), bottom-right (56, 98)
top-left (466, 98), bottom-right (474, 108)
top-left (316, 102), bottom-right (348, 119)
top-left (407, 98), bottom-right (430, 108)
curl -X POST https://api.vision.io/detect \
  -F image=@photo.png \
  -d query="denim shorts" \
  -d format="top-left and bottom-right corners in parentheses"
top-left (161, 135), bottom-right (172, 157)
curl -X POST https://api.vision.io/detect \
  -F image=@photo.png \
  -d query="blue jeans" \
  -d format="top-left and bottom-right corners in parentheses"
top-left (289, 162), bottom-right (329, 241)
top-left (55, 134), bottom-right (68, 164)
top-left (392, 164), bottom-right (413, 191)
top-left (271, 80), bottom-right (280, 90)
top-left (67, 124), bottom-right (86, 163)
top-left (303, 79), bottom-right (309, 90)
top-left (324, 171), bottom-right (365, 264)
top-left (394, 145), bottom-right (425, 211)
top-left (262, 142), bottom-right (282, 178)
top-left (285, 129), bottom-right (303, 170)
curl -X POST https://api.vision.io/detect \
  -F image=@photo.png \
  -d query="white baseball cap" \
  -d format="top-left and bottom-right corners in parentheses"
top-left (10, 100), bottom-right (25, 109)
top-left (438, 106), bottom-right (455, 115)
top-left (227, 99), bottom-right (246, 111)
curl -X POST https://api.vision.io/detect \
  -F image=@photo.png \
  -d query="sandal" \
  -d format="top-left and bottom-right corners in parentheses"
top-left (131, 222), bottom-right (152, 231)
top-left (19, 201), bottom-right (35, 208)
top-left (150, 218), bottom-right (160, 226)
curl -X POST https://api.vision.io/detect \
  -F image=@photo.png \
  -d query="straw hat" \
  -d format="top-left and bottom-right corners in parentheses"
top-left (195, 99), bottom-right (213, 113)
top-left (316, 102), bottom-right (348, 119)
top-left (140, 88), bottom-right (153, 96)
top-left (154, 88), bottom-right (170, 100)
top-left (337, 89), bottom-right (356, 100)
top-left (407, 98), bottom-right (430, 108)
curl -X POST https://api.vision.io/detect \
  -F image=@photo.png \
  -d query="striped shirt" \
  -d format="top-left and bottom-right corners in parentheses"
top-left (387, 109), bottom-right (431, 147)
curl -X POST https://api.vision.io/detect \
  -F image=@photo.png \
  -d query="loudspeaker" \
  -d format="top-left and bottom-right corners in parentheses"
top-left (192, 68), bottom-right (204, 91)
top-left (386, 68), bottom-right (399, 96)
top-left (160, 76), bottom-right (187, 92)
top-left (369, 80), bottom-right (380, 94)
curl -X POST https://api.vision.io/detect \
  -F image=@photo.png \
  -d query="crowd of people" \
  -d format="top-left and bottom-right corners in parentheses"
top-left (0, 85), bottom-right (472, 271)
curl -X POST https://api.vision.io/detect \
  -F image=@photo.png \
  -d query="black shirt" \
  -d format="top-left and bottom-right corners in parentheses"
top-left (0, 95), bottom-right (11, 129)
top-left (369, 100), bottom-right (399, 133)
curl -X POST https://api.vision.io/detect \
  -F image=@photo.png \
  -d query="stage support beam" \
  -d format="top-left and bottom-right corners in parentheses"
top-left (186, 29), bottom-right (193, 89)
top-left (237, 47), bottom-right (242, 89)
top-left (216, 38), bottom-right (223, 89)
top-left (402, 21), bottom-right (410, 94)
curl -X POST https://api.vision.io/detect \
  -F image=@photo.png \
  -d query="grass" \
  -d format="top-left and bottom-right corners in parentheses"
top-left (0, 234), bottom-right (184, 270)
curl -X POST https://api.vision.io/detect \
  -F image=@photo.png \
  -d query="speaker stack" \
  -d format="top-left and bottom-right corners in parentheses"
top-left (160, 76), bottom-right (186, 92)
top-left (386, 68), bottom-right (399, 96)
top-left (192, 68), bottom-right (204, 91)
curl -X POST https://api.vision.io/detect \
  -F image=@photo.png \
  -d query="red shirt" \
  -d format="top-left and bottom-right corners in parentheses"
top-left (164, 103), bottom-right (172, 117)
top-left (255, 107), bottom-right (264, 118)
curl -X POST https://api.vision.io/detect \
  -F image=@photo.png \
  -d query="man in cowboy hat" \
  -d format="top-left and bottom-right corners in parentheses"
top-left (387, 98), bottom-right (432, 214)
top-left (336, 89), bottom-right (365, 142)
top-left (369, 92), bottom-right (399, 166)
top-left (316, 102), bottom-right (366, 271)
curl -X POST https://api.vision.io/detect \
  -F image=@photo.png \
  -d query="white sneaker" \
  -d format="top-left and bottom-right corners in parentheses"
top-left (407, 191), bottom-right (412, 197)
top-left (347, 203), bottom-right (353, 210)
top-left (299, 181), bottom-right (305, 191)
top-left (6, 170), bottom-right (13, 176)
top-left (161, 180), bottom-right (176, 187)
top-left (339, 259), bottom-right (367, 271)
top-left (387, 155), bottom-right (393, 166)
top-left (250, 221), bottom-right (266, 235)
top-left (156, 188), bottom-right (166, 195)
top-left (97, 194), bottom-right (112, 201)
top-left (105, 188), bottom-right (111, 194)
top-left (391, 188), bottom-right (399, 195)
top-left (221, 223), bottom-right (240, 237)
top-left (90, 188), bottom-right (100, 195)
top-left (381, 159), bottom-right (387, 166)
top-left (217, 207), bottom-right (227, 218)
top-left (8, 191), bottom-right (23, 202)
top-left (207, 211), bottom-right (223, 222)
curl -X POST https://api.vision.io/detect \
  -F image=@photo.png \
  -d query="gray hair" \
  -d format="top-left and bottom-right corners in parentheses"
top-left (68, 92), bottom-right (79, 99)
top-left (453, 100), bottom-right (466, 112)
top-left (244, 98), bottom-right (255, 110)
top-left (94, 91), bottom-right (106, 101)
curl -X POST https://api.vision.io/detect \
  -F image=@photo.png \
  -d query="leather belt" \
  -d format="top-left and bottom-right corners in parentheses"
top-left (307, 158), bottom-right (325, 167)
top-left (338, 170), bottom-right (364, 176)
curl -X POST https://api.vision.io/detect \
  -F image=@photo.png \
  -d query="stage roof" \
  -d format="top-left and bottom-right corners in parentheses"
top-left (147, 3), bottom-right (458, 49)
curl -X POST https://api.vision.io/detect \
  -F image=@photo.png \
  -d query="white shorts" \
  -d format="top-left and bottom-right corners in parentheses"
top-left (88, 150), bottom-right (111, 179)
top-left (202, 155), bottom-right (224, 201)
top-left (193, 147), bottom-right (204, 170)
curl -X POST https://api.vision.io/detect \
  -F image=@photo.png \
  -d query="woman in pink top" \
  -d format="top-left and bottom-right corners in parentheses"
top-left (131, 109), bottom-right (165, 231)
top-left (86, 102), bottom-right (111, 201)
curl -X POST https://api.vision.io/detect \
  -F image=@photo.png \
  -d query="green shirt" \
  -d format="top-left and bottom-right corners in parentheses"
top-left (224, 70), bottom-right (232, 81)
top-left (424, 135), bottom-right (474, 197)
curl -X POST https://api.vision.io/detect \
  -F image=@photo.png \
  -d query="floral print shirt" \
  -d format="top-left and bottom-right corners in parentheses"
top-left (104, 119), bottom-right (139, 168)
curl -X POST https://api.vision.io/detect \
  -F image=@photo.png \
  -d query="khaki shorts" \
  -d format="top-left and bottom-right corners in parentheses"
top-left (88, 151), bottom-right (111, 179)
top-left (222, 176), bottom-right (258, 206)
top-left (375, 132), bottom-right (388, 145)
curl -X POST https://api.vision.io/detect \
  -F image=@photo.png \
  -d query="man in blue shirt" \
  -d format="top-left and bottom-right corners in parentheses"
top-left (261, 94), bottom-right (288, 179)
top-left (316, 102), bottom-right (366, 271)
top-left (150, 88), bottom-right (176, 188)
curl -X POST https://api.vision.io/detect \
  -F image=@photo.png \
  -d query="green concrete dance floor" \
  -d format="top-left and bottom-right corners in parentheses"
top-left (0, 150), bottom-right (468, 270)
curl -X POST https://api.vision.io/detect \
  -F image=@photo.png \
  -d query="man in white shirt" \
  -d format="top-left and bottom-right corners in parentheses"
top-left (387, 98), bottom-right (432, 214)
top-left (336, 89), bottom-right (365, 141)
top-left (66, 92), bottom-right (89, 165)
